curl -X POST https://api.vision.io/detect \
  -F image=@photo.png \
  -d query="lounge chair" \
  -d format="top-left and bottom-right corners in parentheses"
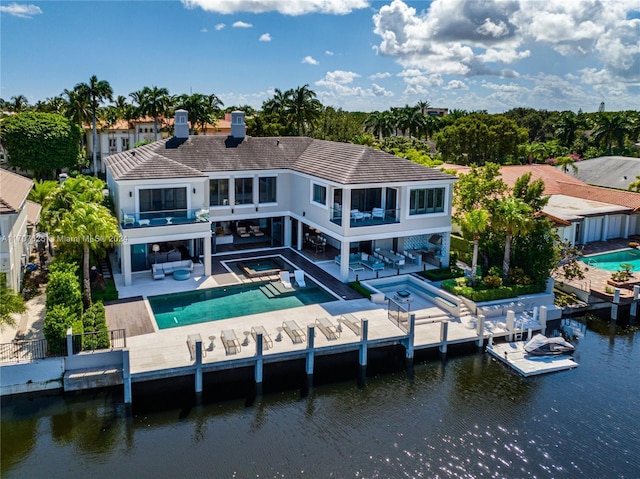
top-left (350, 209), bottom-right (364, 221)
top-left (282, 320), bottom-right (306, 344)
top-left (221, 329), bottom-right (241, 355)
top-left (123, 214), bottom-right (135, 226)
top-left (315, 317), bottom-right (339, 340)
top-left (372, 207), bottom-right (385, 220)
top-left (294, 270), bottom-right (306, 287)
top-left (280, 270), bottom-right (293, 289)
top-left (339, 313), bottom-right (361, 336)
top-left (237, 227), bottom-right (250, 238)
top-left (251, 325), bottom-right (273, 350)
top-left (250, 225), bottom-right (265, 237)
top-left (187, 333), bottom-right (205, 360)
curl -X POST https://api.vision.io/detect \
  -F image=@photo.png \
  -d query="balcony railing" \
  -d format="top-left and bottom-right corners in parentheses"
top-left (121, 208), bottom-right (210, 228)
top-left (330, 208), bottom-right (401, 227)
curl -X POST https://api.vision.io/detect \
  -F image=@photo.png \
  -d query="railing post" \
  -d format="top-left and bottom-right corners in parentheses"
top-left (66, 327), bottom-right (74, 356)
top-left (306, 325), bottom-right (315, 376)
top-left (195, 339), bottom-right (203, 394)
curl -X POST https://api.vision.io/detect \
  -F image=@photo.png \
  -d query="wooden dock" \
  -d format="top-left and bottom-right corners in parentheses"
top-left (487, 340), bottom-right (578, 377)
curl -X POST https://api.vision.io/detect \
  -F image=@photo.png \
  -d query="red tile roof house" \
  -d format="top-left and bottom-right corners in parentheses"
top-left (444, 164), bottom-right (640, 247)
top-left (0, 169), bottom-right (41, 291)
top-left (104, 110), bottom-right (458, 286)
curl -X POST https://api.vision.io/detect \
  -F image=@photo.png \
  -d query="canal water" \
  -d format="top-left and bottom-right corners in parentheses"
top-left (2, 315), bottom-right (639, 479)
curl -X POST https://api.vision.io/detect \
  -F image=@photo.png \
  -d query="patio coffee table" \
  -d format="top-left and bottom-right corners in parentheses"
top-left (174, 269), bottom-right (191, 281)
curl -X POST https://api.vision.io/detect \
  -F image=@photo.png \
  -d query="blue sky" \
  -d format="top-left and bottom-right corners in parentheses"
top-left (1, 0), bottom-right (639, 113)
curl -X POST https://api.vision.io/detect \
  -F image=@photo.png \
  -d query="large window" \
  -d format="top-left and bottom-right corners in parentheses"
top-left (235, 177), bottom-right (253, 205)
top-left (210, 179), bottom-right (229, 206)
top-left (259, 176), bottom-right (277, 203)
top-left (409, 187), bottom-right (445, 215)
top-left (312, 183), bottom-right (327, 206)
top-left (139, 187), bottom-right (187, 212)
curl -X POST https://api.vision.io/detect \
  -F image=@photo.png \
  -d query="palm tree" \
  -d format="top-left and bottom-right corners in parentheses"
top-left (0, 275), bottom-right (26, 328)
top-left (416, 99), bottom-right (430, 115)
top-left (10, 95), bottom-right (29, 113)
top-left (554, 111), bottom-right (579, 148)
top-left (174, 93), bottom-right (222, 134)
top-left (286, 84), bottom-right (322, 136)
top-left (134, 86), bottom-right (172, 140)
top-left (74, 76), bottom-right (113, 175)
top-left (628, 175), bottom-right (640, 192)
top-left (54, 201), bottom-right (120, 306)
top-left (28, 179), bottom-right (59, 204)
top-left (459, 209), bottom-right (490, 286)
top-left (492, 197), bottom-right (534, 280)
top-left (592, 113), bottom-right (631, 154)
top-left (364, 111), bottom-right (393, 140)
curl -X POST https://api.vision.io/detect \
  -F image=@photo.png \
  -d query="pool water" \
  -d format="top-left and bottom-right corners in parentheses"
top-left (148, 281), bottom-right (337, 329)
top-left (580, 248), bottom-right (640, 272)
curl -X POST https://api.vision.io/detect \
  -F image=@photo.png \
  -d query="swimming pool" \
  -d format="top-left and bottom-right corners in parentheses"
top-left (580, 248), bottom-right (640, 272)
top-left (148, 280), bottom-right (338, 329)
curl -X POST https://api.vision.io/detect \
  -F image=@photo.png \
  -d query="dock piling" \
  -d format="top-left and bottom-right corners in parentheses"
top-left (195, 339), bottom-right (203, 394)
top-left (255, 333), bottom-right (264, 385)
top-left (439, 321), bottom-right (448, 356)
top-left (631, 286), bottom-right (640, 319)
top-left (123, 349), bottom-right (132, 404)
top-left (506, 310), bottom-right (515, 341)
top-left (359, 320), bottom-right (369, 366)
top-left (476, 314), bottom-right (485, 348)
top-left (306, 325), bottom-right (315, 376)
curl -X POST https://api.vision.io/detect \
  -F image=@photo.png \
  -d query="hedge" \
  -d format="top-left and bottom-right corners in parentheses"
top-left (441, 279), bottom-right (545, 302)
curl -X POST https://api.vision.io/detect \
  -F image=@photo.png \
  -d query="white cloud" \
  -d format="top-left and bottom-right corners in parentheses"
top-left (0, 3), bottom-right (42, 18)
top-left (232, 21), bottom-right (252, 28)
top-left (259, 33), bottom-right (271, 42)
top-left (371, 0), bottom-right (640, 83)
top-left (200, 27), bottom-right (208, 33)
top-left (370, 72), bottom-right (391, 79)
top-left (214, 23), bottom-right (225, 31)
top-left (321, 70), bottom-right (360, 84)
top-left (325, 50), bottom-right (334, 56)
top-left (371, 83), bottom-right (394, 97)
top-left (443, 80), bottom-right (468, 90)
top-left (302, 56), bottom-right (319, 65)
top-left (181, 0), bottom-right (369, 16)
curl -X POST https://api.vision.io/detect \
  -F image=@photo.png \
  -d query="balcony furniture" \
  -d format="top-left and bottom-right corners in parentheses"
top-left (372, 207), bottom-right (385, 220)
top-left (350, 209), bottom-right (364, 221)
top-left (237, 226), bottom-right (250, 238)
top-left (123, 214), bottom-right (135, 226)
top-left (138, 219), bottom-right (150, 226)
top-left (250, 225), bottom-right (265, 237)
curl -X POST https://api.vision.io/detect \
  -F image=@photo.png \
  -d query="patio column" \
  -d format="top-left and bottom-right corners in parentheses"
top-left (340, 241), bottom-right (350, 282)
top-left (296, 221), bottom-right (303, 251)
top-left (284, 216), bottom-right (292, 247)
top-left (601, 215), bottom-right (609, 241)
top-left (203, 233), bottom-right (211, 276)
top-left (123, 244), bottom-right (132, 286)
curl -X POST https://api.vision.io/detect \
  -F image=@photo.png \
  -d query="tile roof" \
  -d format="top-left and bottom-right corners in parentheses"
top-left (25, 200), bottom-right (42, 226)
top-left (105, 136), bottom-right (457, 184)
top-left (0, 169), bottom-right (33, 214)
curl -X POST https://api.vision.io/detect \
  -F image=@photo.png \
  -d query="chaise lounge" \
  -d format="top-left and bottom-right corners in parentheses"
top-left (251, 325), bottom-right (273, 350)
top-left (283, 320), bottom-right (306, 344)
top-left (221, 329), bottom-right (241, 355)
top-left (315, 317), bottom-right (339, 340)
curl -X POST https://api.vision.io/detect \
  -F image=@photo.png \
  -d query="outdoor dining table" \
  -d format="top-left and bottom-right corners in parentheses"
top-left (377, 249), bottom-right (404, 267)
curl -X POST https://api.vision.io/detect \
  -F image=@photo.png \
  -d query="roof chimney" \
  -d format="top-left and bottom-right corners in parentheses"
top-left (174, 109), bottom-right (189, 139)
top-left (230, 111), bottom-right (245, 139)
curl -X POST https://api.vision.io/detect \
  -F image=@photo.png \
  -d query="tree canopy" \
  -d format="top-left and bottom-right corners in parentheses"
top-left (1, 112), bottom-right (82, 179)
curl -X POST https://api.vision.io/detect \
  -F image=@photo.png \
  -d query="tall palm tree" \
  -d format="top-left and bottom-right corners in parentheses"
top-left (62, 88), bottom-right (91, 155)
top-left (492, 197), bottom-right (534, 280)
top-left (554, 111), bottom-right (579, 148)
top-left (74, 75), bottom-right (113, 175)
top-left (286, 84), bottom-right (322, 136)
top-left (459, 209), bottom-right (490, 286)
top-left (364, 111), bottom-right (393, 140)
top-left (416, 99), bottom-right (430, 115)
top-left (592, 113), bottom-right (631, 154)
top-left (555, 155), bottom-right (578, 175)
top-left (10, 95), bottom-right (29, 113)
top-left (134, 86), bottom-right (172, 140)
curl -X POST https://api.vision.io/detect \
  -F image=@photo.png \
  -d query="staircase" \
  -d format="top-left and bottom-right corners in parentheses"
top-left (259, 281), bottom-right (294, 299)
top-left (98, 257), bottom-right (112, 280)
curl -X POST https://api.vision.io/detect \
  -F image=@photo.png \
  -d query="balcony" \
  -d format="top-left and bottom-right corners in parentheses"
top-left (330, 207), bottom-right (400, 228)
top-left (121, 208), bottom-right (210, 229)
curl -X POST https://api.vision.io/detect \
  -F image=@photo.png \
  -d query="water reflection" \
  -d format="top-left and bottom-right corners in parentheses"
top-left (2, 314), bottom-right (639, 478)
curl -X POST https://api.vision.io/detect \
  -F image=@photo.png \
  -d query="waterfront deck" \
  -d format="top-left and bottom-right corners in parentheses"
top-left (487, 341), bottom-right (578, 377)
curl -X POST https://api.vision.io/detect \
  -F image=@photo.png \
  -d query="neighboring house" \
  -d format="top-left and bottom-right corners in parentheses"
top-left (86, 115), bottom-right (234, 174)
top-left (559, 156), bottom-right (640, 190)
top-left (0, 169), bottom-right (41, 291)
top-left (105, 110), bottom-right (457, 285)
top-left (445, 164), bottom-right (640, 247)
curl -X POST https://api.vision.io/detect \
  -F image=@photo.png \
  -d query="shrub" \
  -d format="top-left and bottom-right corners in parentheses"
top-left (46, 269), bottom-right (83, 320)
top-left (43, 304), bottom-right (83, 355)
top-left (421, 265), bottom-right (465, 281)
top-left (508, 267), bottom-right (534, 286)
top-left (442, 279), bottom-right (545, 302)
top-left (482, 275), bottom-right (503, 289)
top-left (348, 281), bottom-right (371, 299)
top-left (82, 301), bottom-right (110, 350)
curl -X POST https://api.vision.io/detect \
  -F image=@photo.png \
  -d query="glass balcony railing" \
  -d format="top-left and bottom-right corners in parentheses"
top-left (330, 208), bottom-right (401, 227)
top-left (121, 208), bottom-right (210, 228)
